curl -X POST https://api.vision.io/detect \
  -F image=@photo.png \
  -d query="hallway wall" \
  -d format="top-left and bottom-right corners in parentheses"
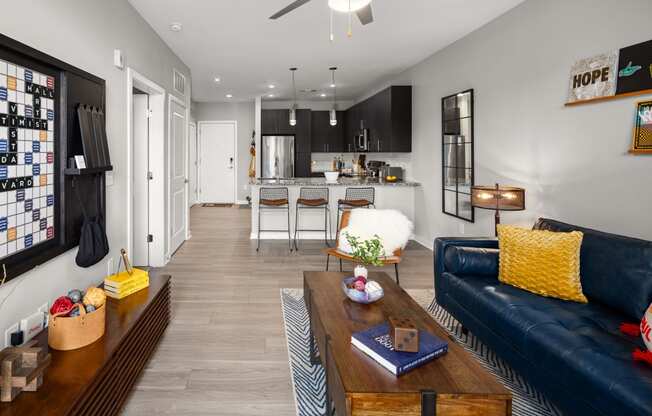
top-left (0, 0), bottom-right (191, 346)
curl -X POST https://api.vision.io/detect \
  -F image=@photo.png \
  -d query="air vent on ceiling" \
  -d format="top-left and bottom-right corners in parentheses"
top-left (173, 69), bottom-right (186, 95)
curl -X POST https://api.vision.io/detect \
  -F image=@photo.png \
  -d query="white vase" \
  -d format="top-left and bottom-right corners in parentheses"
top-left (354, 265), bottom-right (368, 279)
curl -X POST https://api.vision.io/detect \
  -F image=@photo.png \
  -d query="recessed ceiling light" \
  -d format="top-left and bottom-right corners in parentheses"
top-left (214, 77), bottom-right (221, 83)
top-left (170, 22), bottom-right (183, 32)
top-left (268, 84), bottom-right (276, 89)
top-left (226, 94), bottom-right (233, 98)
top-left (320, 93), bottom-right (327, 97)
top-left (268, 94), bottom-right (275, 98)
top-left (330, 83), bottom-right (336, 88)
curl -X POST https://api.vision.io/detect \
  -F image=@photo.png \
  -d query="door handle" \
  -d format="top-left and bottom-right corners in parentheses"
top-left (228, 157), bottom-right (234, 169)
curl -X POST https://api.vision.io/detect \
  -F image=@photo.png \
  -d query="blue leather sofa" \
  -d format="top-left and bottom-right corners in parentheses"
top-left (434, 218), bottom-right (652, 416)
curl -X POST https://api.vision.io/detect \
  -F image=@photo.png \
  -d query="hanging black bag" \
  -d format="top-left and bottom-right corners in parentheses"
top-left (74, 176), bottom-right (109, 267)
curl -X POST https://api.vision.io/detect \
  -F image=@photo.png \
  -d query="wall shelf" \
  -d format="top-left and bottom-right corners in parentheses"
top-left (565, 88), bottom-right (652, 106)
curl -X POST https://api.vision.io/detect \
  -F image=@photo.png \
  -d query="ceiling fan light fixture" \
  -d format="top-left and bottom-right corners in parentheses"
top-left (328, 0), bottom-right (371, 13)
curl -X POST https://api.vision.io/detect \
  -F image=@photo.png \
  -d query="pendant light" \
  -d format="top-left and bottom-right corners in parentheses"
top-left (329, 67), bottom-right (338, 126)
top-left (289, 67), bottom-right (297, 127)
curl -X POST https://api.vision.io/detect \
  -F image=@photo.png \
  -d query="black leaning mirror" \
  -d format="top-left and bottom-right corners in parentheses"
top-left (441, 89), bottom-right (474, 222)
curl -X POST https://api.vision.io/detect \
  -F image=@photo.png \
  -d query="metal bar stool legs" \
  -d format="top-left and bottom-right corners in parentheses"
top-left (257, 187), bottom-right (292, 252)
top-left (294, 187), bottom-right (331, 251)
top-left (335, 187), bottom-right (376, 241)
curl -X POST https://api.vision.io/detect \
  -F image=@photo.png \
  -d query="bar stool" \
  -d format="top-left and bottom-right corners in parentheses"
top-left (257, 187), bottom-right (292, 252)
top-left (294, 187), bottom-right (330, 251)
top-left (336, 187), bottom-right (375, 241)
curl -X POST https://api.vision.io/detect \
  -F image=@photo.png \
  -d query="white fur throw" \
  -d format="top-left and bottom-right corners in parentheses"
top-left (338, 209), bottom-right (413, 257)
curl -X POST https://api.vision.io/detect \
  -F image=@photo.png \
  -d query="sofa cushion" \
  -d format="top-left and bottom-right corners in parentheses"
top-left (497, 225), bottom-right (587, 303)
top-left (534, 218), bottom-right (652, 320)
top-left (441, 271), bottom-right (652, 416)
top-left (443, 246), bottom-right (499, 277)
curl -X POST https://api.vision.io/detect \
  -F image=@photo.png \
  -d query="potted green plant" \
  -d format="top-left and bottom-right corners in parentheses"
top-left (344, 233), bottom-right (384, 278)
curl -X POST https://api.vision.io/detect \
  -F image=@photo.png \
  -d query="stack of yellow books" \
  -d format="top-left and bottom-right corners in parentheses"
top-left (104, 268), bottom-right (149, 299)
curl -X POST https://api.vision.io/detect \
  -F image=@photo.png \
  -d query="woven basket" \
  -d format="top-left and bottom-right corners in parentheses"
top-left (48, 303), bottom-right (106, 351)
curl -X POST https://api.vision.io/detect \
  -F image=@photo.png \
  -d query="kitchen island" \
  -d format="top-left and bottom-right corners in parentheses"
top-left (250, 177), bottom-right (420, 242)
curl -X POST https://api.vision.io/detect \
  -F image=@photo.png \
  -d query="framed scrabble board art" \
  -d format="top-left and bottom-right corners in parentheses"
top-left (0, 33), bottom-right (111, 283)
top-left (0, 58), bottom-right (57, 262)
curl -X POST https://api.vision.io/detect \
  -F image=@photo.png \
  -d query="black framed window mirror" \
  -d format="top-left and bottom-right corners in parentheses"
top-left (441, 89), bottom-right (474, 222)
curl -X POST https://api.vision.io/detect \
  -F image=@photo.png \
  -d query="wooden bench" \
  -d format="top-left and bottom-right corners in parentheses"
top-left (0, 273), bottom-right (171, 416)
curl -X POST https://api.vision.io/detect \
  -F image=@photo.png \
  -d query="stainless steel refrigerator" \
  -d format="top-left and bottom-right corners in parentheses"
top-left (261, 135), bottom-right (295, 178)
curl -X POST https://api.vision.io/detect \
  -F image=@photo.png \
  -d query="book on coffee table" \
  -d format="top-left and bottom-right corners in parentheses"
top-left (351, 322), bottom-right (448, 376)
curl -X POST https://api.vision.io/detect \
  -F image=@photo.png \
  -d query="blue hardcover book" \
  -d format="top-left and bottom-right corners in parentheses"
top-left (351, 322), bottom-right (448, 376)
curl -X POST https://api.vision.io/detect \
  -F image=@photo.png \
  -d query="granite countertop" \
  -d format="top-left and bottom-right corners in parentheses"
top-left (250, 177), bottom-right (421, 187)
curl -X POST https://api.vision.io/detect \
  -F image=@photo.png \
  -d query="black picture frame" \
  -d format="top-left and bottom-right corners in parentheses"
top-left (441, 89), bottom-right (474, 222)
top-left (0, 33), bottom-right (107, 284)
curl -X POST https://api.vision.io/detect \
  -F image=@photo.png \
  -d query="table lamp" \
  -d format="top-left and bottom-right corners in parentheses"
top-left (471, 184), bottom-right (526, 236)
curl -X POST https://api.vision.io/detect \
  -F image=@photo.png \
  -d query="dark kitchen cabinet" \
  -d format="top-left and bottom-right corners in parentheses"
top-left (387, 86), bottom-right (412, 152)
top-left (261, 109), bottom-right (285, 135)
top-left (294, 109), bottom-right (311, 152)
top-left (295, 152), bottom-right (312, 177)
top-left (342, 86), bottom-right (412, 153)
top-left (311, 111), bottom-right (344, 152)
top-left (344, 105), bottom-right (361, 152)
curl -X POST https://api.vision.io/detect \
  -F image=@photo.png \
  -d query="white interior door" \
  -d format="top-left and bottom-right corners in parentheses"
top-left (132, 93), bottom-right (150, 266)
top-left (199, 122), bottom-right (236, 203)
top-left (169, 97), bottom-right (187, 254)
top-left (189, 123), bottom-right (198, 206)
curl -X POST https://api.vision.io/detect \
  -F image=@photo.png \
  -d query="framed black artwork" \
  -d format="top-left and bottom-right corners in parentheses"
top-left (441, 89), bottom-right (474, 222)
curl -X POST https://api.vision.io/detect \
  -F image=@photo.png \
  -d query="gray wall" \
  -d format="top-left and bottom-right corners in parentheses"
top-left (374, 0), bottom-right (652, 246)
top-left (0, 0), bottom-right (191, 346)
top-left (194, 101), bottom-right (255, 202)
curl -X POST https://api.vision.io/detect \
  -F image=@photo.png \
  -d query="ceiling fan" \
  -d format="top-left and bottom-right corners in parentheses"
top-left (270, 0), bottom-right (374, 26)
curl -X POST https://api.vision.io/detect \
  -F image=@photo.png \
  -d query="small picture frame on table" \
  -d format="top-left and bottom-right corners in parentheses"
top-left (631, 100), bottom-right (652, 154)
top-left (74, 155), bottom-right (87, 169)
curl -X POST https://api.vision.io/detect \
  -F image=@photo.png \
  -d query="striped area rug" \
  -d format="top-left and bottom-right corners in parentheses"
top-left (280, 288), bottom-right (562, 416)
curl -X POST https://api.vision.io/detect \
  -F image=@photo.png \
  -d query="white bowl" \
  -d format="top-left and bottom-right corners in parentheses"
top-left (324, 171), bottom-right (339, 182)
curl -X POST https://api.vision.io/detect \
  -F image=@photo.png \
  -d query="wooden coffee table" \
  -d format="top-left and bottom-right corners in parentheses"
top-left (303, 271), bottom-right (511, 416)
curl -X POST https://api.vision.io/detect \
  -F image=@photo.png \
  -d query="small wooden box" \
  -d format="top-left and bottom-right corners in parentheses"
top-left (389, 316), bottom-right (419, 353)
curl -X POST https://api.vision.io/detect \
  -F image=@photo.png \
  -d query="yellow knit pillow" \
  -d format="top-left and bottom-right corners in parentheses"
top-left (497, 225), bottom-right (587, 303)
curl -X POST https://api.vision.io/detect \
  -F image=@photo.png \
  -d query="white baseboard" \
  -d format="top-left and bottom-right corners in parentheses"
top-left (236, 200), bottom-right (250, 205)
top-left (413, 234), bottom-right (434, 251)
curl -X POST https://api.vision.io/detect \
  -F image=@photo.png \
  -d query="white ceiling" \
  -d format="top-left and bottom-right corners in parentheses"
top-left (128, 0), bottom-right (524, 103)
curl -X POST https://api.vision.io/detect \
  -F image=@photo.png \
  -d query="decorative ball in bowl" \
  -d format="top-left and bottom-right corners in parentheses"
top-left (341, 276), bottom-right (384, 304)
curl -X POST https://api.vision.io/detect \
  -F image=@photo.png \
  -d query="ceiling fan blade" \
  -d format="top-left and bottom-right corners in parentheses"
top-left (356, 4), bottom-right (374, 25)
top-left (269, 0), bottom-right (313, 19)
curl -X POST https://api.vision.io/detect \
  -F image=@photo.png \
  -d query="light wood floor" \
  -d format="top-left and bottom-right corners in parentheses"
top-left (122, 206), bottom-right (434, 416)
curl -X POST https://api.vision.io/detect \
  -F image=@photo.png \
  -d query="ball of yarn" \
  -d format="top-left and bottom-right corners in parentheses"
top-left (50, 296), bottom-right (73, 315)
top-left (85, 304), bottom-right (96, 313)
top-left (68, 289), bottom-right (83, 303)
top-left (83, 287), bottom-right (106, 308)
